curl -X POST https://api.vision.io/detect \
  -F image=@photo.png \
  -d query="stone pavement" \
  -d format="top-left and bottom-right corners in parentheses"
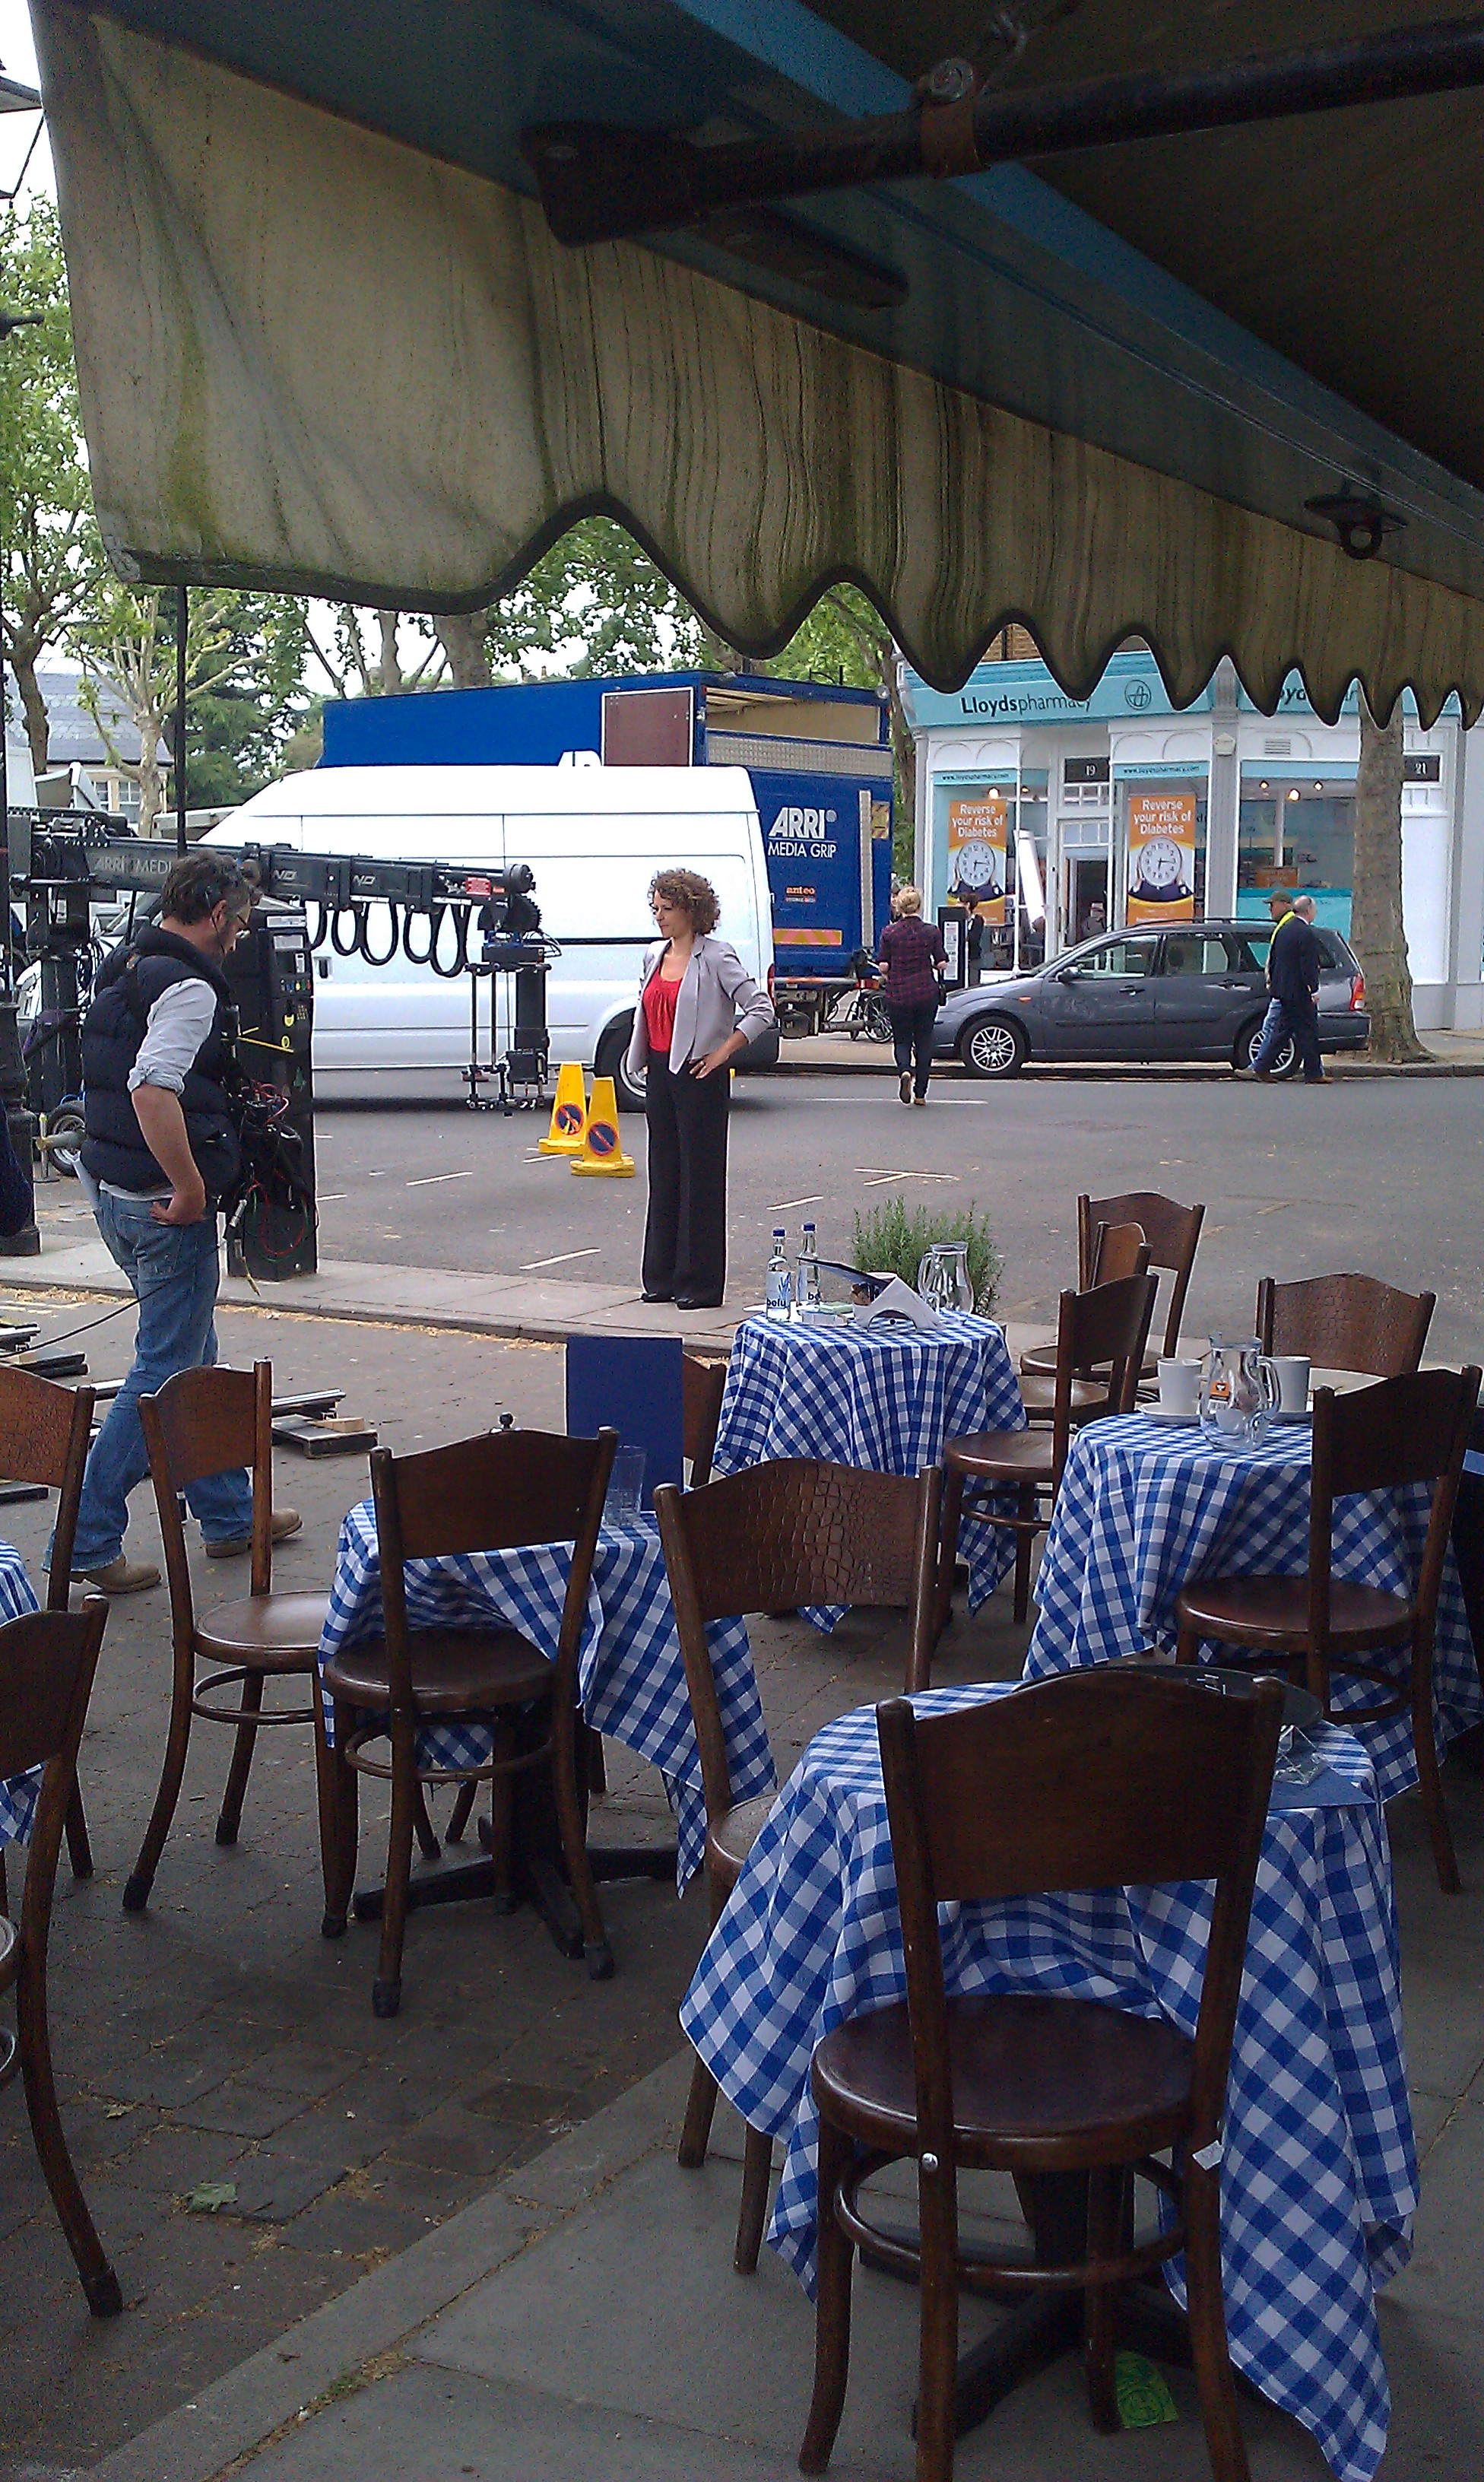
top-left (77, 1756), bottom-right (1484, 2482)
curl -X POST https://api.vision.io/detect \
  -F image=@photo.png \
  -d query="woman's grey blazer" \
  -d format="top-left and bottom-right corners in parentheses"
top-left (624, 935), bottom-right (776, 1081)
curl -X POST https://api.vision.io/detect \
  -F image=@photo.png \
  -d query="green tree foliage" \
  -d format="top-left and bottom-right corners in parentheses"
top-left (0, 197), bottom-right (107, 770)
top-left (424, 518), bottom-right (707, 685)
top-left (772, 584), bottom-right (915, 872)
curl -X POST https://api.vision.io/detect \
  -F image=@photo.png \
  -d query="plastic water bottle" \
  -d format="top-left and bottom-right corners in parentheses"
top-left (797, 1220), bottom-right (820, 1316)
top-left (766, 1229), bottom-right (792, 1321)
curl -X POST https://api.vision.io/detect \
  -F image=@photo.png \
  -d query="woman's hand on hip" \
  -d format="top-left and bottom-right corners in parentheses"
top-left (690, 1043), bottom-right (735, 1080)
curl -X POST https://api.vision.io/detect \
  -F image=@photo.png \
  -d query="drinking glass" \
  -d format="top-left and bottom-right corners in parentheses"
top-left (603, 1444), bottom-right (646, 1526)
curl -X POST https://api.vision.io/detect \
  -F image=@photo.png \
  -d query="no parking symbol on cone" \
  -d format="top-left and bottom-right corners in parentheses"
top-left (570, 1076), bottom-right (635, 1176)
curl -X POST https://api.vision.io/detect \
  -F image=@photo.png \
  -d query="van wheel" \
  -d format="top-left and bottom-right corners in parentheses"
top-left (597, 1024), bottom-right (645, 1114)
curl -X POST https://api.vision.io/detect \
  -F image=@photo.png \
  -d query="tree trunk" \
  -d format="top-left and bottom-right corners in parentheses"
top-left (11, 653), bottom-right (49, 773)
top-left (136, 734), bottom-right (163, 840)
top-left (434, 611), bottom-right (493, 688)
top-left (880, 640), bottom-right (915, 876)
top-left (1352, 692), bottom-right (1428, 1062)
top-left (376, 610), bottom-right (404, 697)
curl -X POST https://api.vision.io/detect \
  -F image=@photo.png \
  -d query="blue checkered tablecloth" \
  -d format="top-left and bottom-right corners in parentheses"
top-left (680, 1682), bottom-right (1411, 2482)
top-left (712, 1312), bottom-right (1026, 1611)
top-left (0, 1543), bottom-right (43, 1844)
top-left (1026, 1414), bottom-right (1481, 1801)
top-left (318, 1505), bottom-right (772, 1887)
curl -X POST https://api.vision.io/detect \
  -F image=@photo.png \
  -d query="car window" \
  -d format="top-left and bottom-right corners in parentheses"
top-left (1231, 931), bottom-right (1272, 971)
top-left (1080, 938), bottom-right (1157, 977)
top-left (1161, 935), bottom-right (1241, 976)
top-left (1314, 932), bottom-right (1347, 971)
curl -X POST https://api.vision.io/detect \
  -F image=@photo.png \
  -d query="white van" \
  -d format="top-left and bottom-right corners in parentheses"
top-left (205, 763), bottom-right (778, 1108)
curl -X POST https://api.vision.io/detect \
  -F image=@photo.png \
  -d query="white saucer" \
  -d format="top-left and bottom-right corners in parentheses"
top-left (1143, 1407), bottom-right (1200, 1427)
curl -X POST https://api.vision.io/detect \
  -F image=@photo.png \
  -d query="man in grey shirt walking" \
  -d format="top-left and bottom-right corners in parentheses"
top-left (69, 854), bottom-right (300, 1591)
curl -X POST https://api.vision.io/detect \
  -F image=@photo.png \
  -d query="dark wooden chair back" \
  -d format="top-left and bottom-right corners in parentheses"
top-left (0, 1366), bottom-right (96, 1610)
top-left (1087, 1221), bottom-right (1149, 1287)
top-left (1045, 1273), bottom-right (1159, 1481)
top-left (682, 1355), bottom-right (728, 1489)
top-left (655, 1461), bottom-right (942, 1822)
top-left (141, 1362), bottom-right (275, 1619)
top-left (369, 1426), bottom-right (617, 1726)
top-left (1079, 1191), bottom-right (1203, 1359)
top-left (1308, 1368), bottom-right (1481, 1641)
top-left (0, 1603), bottom-right (107, 1893)
top-left (1257, 1272), bottom-right (1435, 1378)
top-left (877, 1668), bottom-right (1283, 2154)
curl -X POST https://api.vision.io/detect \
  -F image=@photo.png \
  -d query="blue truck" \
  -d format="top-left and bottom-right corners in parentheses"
top-left (322, 671), bottom-right (893, 1020)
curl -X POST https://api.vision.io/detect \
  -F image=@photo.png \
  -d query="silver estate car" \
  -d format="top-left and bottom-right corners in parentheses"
top-left (934, 920), bottom-right (1370, 1078)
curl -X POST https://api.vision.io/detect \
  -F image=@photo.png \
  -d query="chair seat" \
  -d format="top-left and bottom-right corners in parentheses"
top-left (812, 1992), bottom-right (1194, 2169)
top-left (322, 1625), bottom-right (553, 1713)
top-left (1020, 1345), bottom-right (1159, 1384)
top-left (1018, 1373), bottom-right (1111, 1422)
top-left (944, 1429), bottom-right (1056, 1484)
top-left (1177, 1573), bottom-right (1414, 1650)
top-left (706, 1793), bottom-right (778, 1890)
top-left (196, 1592), bottom-right (331, 1671)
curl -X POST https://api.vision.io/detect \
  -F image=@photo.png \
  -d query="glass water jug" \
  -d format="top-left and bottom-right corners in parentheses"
top-left (1199, 1337), bottom-right (1279, 1450)
top-left (916, 1242), bottom-right (974, 1316)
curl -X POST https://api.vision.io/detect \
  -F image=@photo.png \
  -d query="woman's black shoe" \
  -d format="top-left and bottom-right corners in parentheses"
top-left (674, 1293), bottom-right (725, 1309)
top-left (641, 1287), bottom-right (674, 1303)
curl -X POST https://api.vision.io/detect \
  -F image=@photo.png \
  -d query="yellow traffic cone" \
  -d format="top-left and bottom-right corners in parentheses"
top-left (538, 1062), bottom-right (589, 1156)
top-left (570, 1075), bottom-right (635, 1176)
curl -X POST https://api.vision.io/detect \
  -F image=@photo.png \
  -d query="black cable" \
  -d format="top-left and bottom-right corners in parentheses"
top-left (9, 1297), bottom-right (137, 1350)
top-left (357, 901), bottom-right (401, 966)
top-left (428, 903), bottom-right (473, 979)
top-left (306, 901), bottom-right (330, 951)
top-left (329, 905), bottom-right (363, 957)
top-left (401, 905), bottom-right (440, 966)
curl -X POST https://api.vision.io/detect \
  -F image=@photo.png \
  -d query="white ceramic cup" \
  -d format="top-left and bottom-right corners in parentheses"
top-left (1271, 1355), bottom-right (1311, 1417)
top-left (1157, 1357), bottom-right (1202, 1416)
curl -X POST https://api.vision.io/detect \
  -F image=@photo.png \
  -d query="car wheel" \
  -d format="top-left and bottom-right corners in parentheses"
top-left (1236, 1018), bottom-right (1297, 1079)
top-left (960, 1017), bottom-right (1026, 1079)
top-left (596, 1023), bottom-right (645, 1113)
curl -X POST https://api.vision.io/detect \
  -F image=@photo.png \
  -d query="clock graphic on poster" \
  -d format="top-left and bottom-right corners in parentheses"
top-left (1129, 836), bottom-right (1191, 903)
top-left (952, 839), bottom-right (1002, 897)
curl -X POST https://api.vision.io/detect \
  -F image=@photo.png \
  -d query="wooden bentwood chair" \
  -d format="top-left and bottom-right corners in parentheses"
top-left (1256, 1272), bottom-right (1435, 1378)
top-left (127, 1363), bottom-right (329, 1912)
top-left (319, 1425), bottom-right (617, 2017)
top-left (1021, 1191), bottom-right (1204, 1383)
top-left (0, 1365), bottom-right (98, 1890)
top-left (1178, 1366), bottom-right (1482, 1893)
top-left (801, 1669), bottom-right (1284, 2482)
top-left (942, 1272), bottom-right (1158, 1632)
top-left (656, 1458), bottom-right (942, 2275)
top-left (0, 1599), bottom-right (122, 2317)
top-left (1019, 1222), bottom-right (1149, 1424)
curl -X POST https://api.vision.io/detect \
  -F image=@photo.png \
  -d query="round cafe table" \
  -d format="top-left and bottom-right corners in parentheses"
top-left (1025, 1411), bottom-right (1480, 1798)
top-left (712, 1309), bottom-right (1025, 1608)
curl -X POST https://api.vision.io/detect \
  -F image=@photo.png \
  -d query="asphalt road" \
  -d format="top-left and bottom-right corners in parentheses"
top-left (305, 1066), bottom-right (1484, 1360)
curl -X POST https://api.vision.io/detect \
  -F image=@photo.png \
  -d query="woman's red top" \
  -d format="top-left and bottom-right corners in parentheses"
top-left (642, 970), bottom-right (680, 1055)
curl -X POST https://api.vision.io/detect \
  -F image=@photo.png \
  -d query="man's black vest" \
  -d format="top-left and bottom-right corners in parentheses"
top-left (81, 928), bottom-right (242, 1198)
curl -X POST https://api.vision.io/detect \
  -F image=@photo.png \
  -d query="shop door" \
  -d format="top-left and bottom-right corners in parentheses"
top-left (1065, 853), bottom-right (1110, 948)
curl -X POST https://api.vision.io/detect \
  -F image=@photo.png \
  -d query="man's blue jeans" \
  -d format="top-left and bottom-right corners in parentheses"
top-left (68, 1195), bottom-right (252, 1571)
top-left (1253, 996), bottom-right (1324, 1081)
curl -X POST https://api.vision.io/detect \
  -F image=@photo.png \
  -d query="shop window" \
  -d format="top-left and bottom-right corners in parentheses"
top-left (1238, 779), bottom-right (1354, 933)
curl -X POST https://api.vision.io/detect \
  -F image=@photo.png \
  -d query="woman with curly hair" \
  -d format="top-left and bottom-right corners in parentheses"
top-left (625, 868), bottom-right (775, 1309)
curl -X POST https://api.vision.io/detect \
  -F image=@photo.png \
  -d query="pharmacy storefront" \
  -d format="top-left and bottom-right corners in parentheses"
top-left (902, 649), bottom-right (1484, 1030)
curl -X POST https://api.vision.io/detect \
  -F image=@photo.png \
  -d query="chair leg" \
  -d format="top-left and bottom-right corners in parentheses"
top-left (17, 1940), bottom-right (121, 2315)
top-left (446, 1778), bottom-right (477, 1843)
top-left (487, 1722), bottom-right (517, 1914)
top-left (1183, 2160), bottom-right (1251, 2482)
top-left (934, 1467), bottom-right (964, 1642)
top-left (734, 2125), bottom-right (773, 2275)
top-left (123, 1647), bottom-right (195, 1912)
top-left (1413, 1651), bottom-right (1462, 1894)
top-left (550, 1694), bottom-right (612, 1979)
top-left (1083, 2166), bottom-right (1124, 2434)
top-left (679, 2049), bottom-right (720, 2170)
top-left (799, 2115), bottom-right (855, 2474)
top-left (64, 1784), bottom-right (94, 1881)
top-left (1175, 1615), bottom-right (1200, 1665)
top-left (215, 1669), bottom-right (265, 1847)
top-left (914, 2150), bottom-right (960, 2482)
top-left (1012, 1489), bottom-right (1035, 1626)
top-left (413, 1786), bottom-right (442, 1861)
top-left (373, 1732), bottom-right (418, 2017)
top-left (312, 1700), bottom-right (355, 1938)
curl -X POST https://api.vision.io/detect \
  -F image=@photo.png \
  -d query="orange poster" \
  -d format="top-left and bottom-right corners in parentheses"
top-left (1125, 790), bottom-right (1197, 923)
top-left (946, 789), bottom-right (1008, 926)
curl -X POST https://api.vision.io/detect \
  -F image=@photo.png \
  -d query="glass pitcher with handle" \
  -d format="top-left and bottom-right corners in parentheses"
top-left (916, 1241), bottom-right (974, 1316)
top-left (1199, 1338), bottom-right (1279, 1449)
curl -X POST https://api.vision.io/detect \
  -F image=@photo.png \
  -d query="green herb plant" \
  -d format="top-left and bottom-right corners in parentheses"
top-left (851, 1196), bottom-right (1002, 1312)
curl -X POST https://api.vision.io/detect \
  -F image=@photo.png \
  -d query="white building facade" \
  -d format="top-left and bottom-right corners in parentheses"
top-left (902, 649), bottom-right (1484, 1031)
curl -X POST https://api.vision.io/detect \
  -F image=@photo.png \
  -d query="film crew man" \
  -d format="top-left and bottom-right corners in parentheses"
top-left (67, 853), bottom-right (301, 1592)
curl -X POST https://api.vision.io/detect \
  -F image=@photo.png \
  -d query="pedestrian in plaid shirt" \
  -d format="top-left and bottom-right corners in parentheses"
top-left (876, 887), bottom-right (946, 1105)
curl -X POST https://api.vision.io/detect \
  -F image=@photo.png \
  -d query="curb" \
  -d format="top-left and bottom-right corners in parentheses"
top-left (765, 1052), bottom-right (1484, 1080)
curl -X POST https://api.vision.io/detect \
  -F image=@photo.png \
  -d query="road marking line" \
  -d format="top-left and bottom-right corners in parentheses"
top-left (519, 1247), bottom-right (604, 1270)
top-left (318, 1193), bottom-right (347, 1202)
top-left (406, 1171), bottom-right (477, 1186)
top-left (768, 1195), bottom-right (826, 1211)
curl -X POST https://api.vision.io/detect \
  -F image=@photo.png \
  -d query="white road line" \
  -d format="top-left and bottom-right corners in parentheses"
top-left (768, 1195), bottom-right (826, 1211)
top-left (317, 1192), bottom-right (347, 1202)
top-left (406, 1171), bottom-right (477, 1187)
top-left (518, 1247), bottom-right (603, 1270)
